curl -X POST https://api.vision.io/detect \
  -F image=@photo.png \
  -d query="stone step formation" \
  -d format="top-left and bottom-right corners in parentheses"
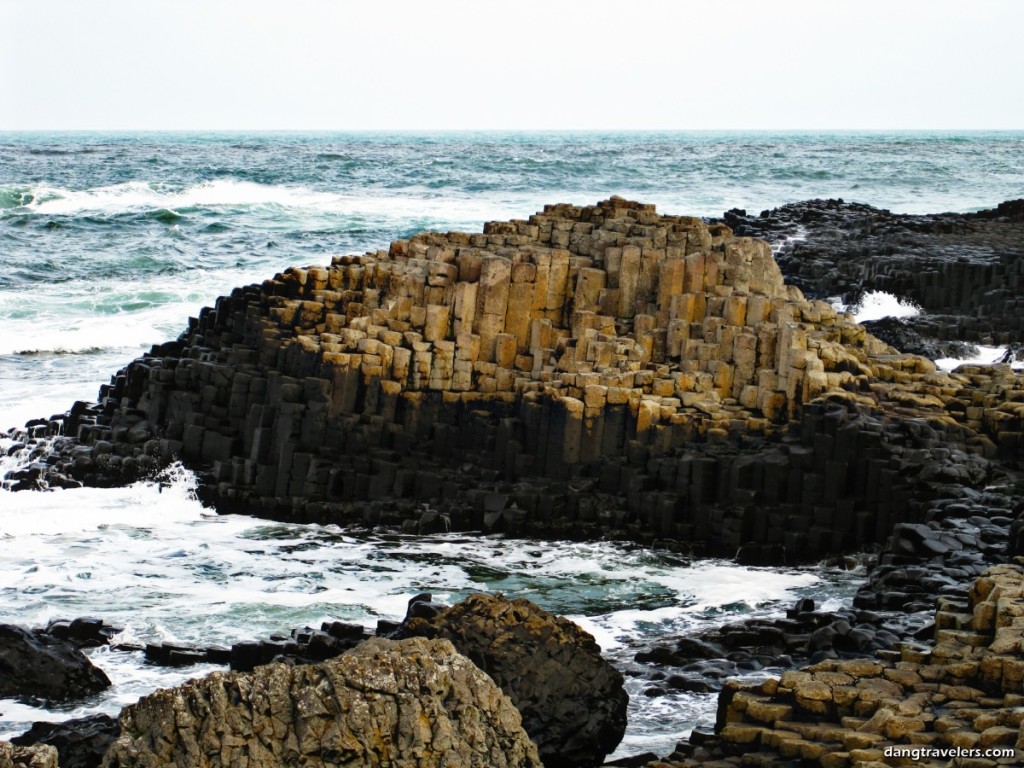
top-left (656, 563), bottom-right (1024, 767)
top-left (5, 197), bottom-right (1024, 564)
top-left (6, 196), bottom-right (1024, 565)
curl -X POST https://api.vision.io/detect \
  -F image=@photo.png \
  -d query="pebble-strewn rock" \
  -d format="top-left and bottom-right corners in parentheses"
top-left (100, 636), bottom-right (541, 768)
top-left (654, 563), bottom-right (1024, 767)
top-left (397, 593), bottom-right (628, 768)
top-left (0, 623), bottom-right (110, 702)
top-left (6, 198), bottom-right (1024, 565)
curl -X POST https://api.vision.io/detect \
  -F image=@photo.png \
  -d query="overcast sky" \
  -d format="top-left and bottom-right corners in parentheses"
top-left (2, 0), bottom-right (1021, 131)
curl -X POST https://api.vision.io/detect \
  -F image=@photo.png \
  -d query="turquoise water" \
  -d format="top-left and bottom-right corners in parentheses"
top-left (0, 131), bottom-right (1020, 756)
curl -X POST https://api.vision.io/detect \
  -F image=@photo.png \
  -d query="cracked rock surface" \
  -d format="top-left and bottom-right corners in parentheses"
top-left (101, 636), bottom-right (541, 768)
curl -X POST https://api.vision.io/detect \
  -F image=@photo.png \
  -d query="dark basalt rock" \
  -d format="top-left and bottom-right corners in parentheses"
top-left (396, 592), bottom-right (629, 768)
top-left (717, 198), bottom-right (1024, 346)
top-left (0, 624), bottom-right (110, 701)
top-left (11, 714), bottom-right (119, 768)
top-left (45, 617), bottom-right (120, 648)
top-left (859, 316), bottom-right (979, 360)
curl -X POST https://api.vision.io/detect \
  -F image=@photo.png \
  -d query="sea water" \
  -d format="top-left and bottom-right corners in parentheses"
top-left (1, 131), bottom-right (1022, 756)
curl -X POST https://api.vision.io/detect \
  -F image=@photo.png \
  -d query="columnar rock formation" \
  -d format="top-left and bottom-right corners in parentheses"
top-left (7, 198), bottom-right (1024, 561)
top-left (661, 563), bottom-right (1024, 767)
top-left (101, 637), bottom-right (541, 768)
top-left (723, 198), bottom-right (1024, 346)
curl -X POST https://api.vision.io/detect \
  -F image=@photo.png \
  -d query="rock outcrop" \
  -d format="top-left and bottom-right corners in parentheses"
top-left (6, 198), bottom-right (1024, 563)
top-left (101, 636), bottom-right (540, 768)
top-left (657, 563), bottom-right (1024, 767)
top-left (0, 742), bottom-right (58, 768)
top-left (396, 593), bottom-right (628, 768)
top-left (11, 715), bottom-right (118, 768)
top-left (721, 198), bottom-right (1024, 346)
top-left (0, 623), bottom-right (110, 702)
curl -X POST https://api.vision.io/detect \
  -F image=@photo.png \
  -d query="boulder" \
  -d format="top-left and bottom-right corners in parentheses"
top-left (0, 624), bottom-right (110, 701)
top-left (0, 742), bottom-right (58, 768)
top-left (101, 636), bottom-right (541, 768)
top-left (398, 593), bottom-right (628, 768)
top-left (12, 714), bottom-right (119, 768)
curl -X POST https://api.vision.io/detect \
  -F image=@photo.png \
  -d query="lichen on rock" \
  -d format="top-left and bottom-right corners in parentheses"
top-left (100, 636), bottom-right (540, 768)
top-left (0, 742), bottom-right (58, 768)
top-left (397, 593), bottom-right (628, 768)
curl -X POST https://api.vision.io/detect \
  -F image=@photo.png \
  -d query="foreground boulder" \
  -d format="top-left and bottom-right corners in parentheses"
top-left (398, 593), bottom-right (628, 768)
top-left (0, 624), bottom-right (110, 701)
top-left (0, 742), bottom-right (57, 768)
top-left (101, 636), bottom-right (540, 768)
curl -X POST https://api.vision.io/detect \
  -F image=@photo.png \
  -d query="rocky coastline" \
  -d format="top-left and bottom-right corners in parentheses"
top-left (4, 197), bottom-right (1024, 766)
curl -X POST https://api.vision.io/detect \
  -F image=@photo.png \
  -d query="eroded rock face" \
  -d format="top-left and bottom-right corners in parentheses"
top-left (101, 636), bottom-right (541, 768)
top-left (398, 593), bottom-right (628, 768)
top-left (0, 742), bottom-right (58, 768)
top-left (0, 624), bottom-right (110, 702)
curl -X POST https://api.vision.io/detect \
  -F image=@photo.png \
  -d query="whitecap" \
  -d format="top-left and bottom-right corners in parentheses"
top-left (13, 179), bottom-right (537, 227)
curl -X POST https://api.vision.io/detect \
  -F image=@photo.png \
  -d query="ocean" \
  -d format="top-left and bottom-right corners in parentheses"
top-left (1, 130), bottom-right (1022, 757)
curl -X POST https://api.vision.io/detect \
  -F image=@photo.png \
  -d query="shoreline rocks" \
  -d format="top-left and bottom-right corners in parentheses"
top-left (719, 197), bottom-right (1024, 347)
top-left (5, 198), bottom-right (1024, 567)
top-left (10, 716), bottom-right (119, 768)
top-left (657, 563), bottom-right (1024, 767)
top-left (5, 196), bottom-right (1024, 765)
top-left (0, 623), bottom-right (110, 703)
top-left (101, 636), bottom-right (541, 768)
top-left (396, 593), bottom-right (629, 768)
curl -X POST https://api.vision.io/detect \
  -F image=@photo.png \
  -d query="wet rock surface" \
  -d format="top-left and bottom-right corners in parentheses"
top-left (396, 593), bottom-right (629, 768)
top-left (101, 636), bottom-right (541, 768)
top-left (0, 624), bottom-right (110, 702)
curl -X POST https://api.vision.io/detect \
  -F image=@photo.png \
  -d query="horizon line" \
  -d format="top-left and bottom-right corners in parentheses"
top-left (1, 127), bottom-right (1023, 134)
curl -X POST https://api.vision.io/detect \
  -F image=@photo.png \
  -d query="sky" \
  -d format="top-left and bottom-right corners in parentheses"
top-left (2, 0), bottom-right (1021, 131)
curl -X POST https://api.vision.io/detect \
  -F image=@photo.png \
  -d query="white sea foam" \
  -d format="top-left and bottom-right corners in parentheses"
top-left (0, 470), bottom-right (862, 748)
top-left (14, 179), bottom-right (535, 226)
top-left (935, 345), bottom-right (1024, 372)
top-left (841, 290), bottom-right (922, 323)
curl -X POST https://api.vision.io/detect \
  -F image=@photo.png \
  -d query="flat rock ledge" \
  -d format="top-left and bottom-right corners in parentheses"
top-left (6, 198), bottom-right (1024, 564)
top-left (654, 563), bottom-right (1024, 768)
top-left (100, 636), bottom-right (541, 768)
